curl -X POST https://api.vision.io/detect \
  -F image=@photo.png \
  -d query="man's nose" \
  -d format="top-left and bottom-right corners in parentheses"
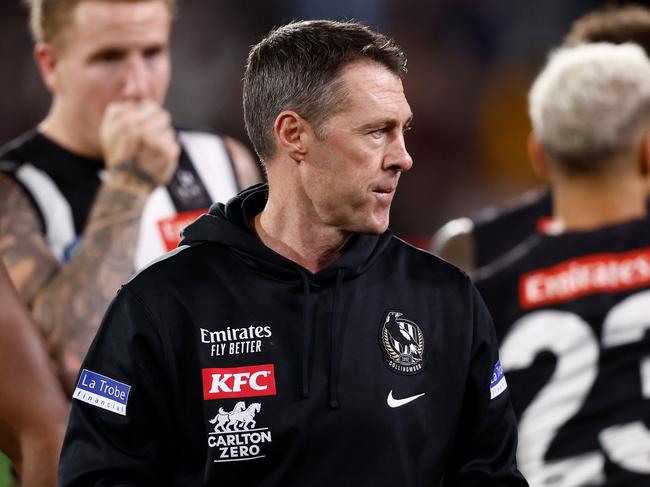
top-left (385, 132), bottom-right (413, 173)
top-left (121, 54), bottom-right (149, 102)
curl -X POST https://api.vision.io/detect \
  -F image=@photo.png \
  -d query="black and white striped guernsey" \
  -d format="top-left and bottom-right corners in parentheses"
top-left (476, 217), bottom-right (650, 486)
top-left (0, 129), bottom-right (242, 269)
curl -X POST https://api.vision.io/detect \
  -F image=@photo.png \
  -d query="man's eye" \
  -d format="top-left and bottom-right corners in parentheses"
top-left (143, 47), bottom-right (163, 59)
top-left (94, 50), bottom-right (124, 63)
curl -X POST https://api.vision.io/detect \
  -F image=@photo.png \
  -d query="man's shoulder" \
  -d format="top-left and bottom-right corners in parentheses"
top-left (391, 235), bottom-right (472, 287)
top-left (176, 129), bottom-right (229, 162)
top-left (430, 217), bottom-right (475, 272)
top-left (476, 217), bottom-right (650, 301)
top-left (177, 129), bottom-right (224, 144)
top-left (177, 129), bottom-right (237, 157)
top-left (472, 188), bottom-right (552, 268)
top-left (430, 188), bottom-right (552, 273)
top-left (475, 233), bottom-right (543, 287)
top-left (177, 129), bottom-right (261, 191)
top-left (473, 187), bottom-right (552, 228)
top-left (0, 130), bottom-right (41, 172)
top-left (126, 241), bottom-right (214, 285)
top-left (127, 238), bottom-right (240, 294)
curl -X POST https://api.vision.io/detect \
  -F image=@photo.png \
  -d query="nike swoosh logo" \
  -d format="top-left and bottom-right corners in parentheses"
top-left (387, 390), bottom-right (426, 408)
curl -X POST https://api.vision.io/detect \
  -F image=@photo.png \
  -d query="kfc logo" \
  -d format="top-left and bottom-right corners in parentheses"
top-left (202, 364), bottom-right (276, 400)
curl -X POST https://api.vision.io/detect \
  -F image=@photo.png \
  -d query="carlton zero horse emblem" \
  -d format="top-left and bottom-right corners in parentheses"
top-left (209, 401), bottom-right (262, 432)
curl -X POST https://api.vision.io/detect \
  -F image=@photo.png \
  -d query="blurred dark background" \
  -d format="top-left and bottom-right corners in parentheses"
top-left (1, 0), bottom-right (644, 244)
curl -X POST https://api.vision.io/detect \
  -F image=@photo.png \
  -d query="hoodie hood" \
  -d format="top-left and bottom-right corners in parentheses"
top-left (180, 184), bottom-right (394, 408)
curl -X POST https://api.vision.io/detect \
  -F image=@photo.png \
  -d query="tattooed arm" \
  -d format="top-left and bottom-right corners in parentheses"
top-left (33, 177), bottom-right (153, 391)
top-left (0, 174), bottom-right (58, 304)
top-left (0, 101), bottom-right (179, 393)
top-left (0, 173), bottom-right (150, 392)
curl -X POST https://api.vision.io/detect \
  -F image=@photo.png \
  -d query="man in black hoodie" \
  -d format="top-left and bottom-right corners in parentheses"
top-left (59, 20), bottom-right (527, 486)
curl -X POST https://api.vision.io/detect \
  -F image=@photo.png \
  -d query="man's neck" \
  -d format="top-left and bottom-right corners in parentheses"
top-left (552, 174), bottom-right (647, 232)
top-left (252, 187), bottom-right (351, 273)
top-left (39, 105), bottom-right (101, 160)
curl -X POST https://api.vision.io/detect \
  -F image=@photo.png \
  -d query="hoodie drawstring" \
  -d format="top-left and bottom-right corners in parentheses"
top-left (297, 268), bottom-right (346, 408)
top-left (299, 270), bottom-right (313, 398)
top-left (328, 269), bottom-right (345, 409)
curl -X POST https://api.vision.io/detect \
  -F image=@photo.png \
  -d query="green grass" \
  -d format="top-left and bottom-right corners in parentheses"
top-left (0, 452), bottom-right (13, 487)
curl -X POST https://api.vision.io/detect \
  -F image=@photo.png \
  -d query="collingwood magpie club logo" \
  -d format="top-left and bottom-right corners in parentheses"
top-left (207, 401), bottom-right (272, 462)
top-left (380, 311), bottom-right (425, 375)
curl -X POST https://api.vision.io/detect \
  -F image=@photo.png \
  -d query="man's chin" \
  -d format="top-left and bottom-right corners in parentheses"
top-left (351, 218), bottom-right (390, 235)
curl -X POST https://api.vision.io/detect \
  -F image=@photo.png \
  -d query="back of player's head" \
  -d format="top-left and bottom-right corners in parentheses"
top-left (24, 0), bottom-right (176, 46)
top-left (564, 5), bottom-right (650, 54)
top-left (242, 19), bottom-right (407, 163)
top-left (529, 42), bottom-right (650, 173)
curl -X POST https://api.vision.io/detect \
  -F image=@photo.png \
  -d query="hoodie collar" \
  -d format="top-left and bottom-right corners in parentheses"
top-left (180, 183), bottom-right (392, 283)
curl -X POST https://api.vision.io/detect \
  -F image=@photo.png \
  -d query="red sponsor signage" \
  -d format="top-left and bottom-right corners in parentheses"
top-left (202, 364), bottom-right (277, 400)
top-left (519, 248), bottom-right (650, 309)
top-left (157, 209), bottom-right (207, 251)
top-left (536, 216), bottom-right (554, 235)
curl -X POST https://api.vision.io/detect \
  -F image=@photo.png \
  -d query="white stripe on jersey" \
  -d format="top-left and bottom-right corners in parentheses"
top-left (178, 131), bottom-right (238, 203)
top-left (133, 132), bottom-right (239, 270)
top-left (642, 357), bottom-right (650, 398)
top-left (15, 163), bottom-right (75, 262)
top-left (134, 186), bottom-right (177, 270)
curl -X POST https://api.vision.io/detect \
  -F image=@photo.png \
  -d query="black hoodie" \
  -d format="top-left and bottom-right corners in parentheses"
top-left (59, 184), bottom-right (527, 486)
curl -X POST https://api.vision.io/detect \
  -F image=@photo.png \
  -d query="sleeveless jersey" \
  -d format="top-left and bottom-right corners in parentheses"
top-left (476, 218), bottom-right (650, 486)
top-left (0, 130), bottom-right (242, 269)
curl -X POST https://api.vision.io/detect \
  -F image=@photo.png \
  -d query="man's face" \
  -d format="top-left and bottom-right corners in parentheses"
top-left (301, 60), bottom-right (413, 234)
top-left (44, 0), bottom-right (171, 154)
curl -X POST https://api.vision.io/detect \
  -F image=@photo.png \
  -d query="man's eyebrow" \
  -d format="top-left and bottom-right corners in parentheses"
top-left (357, 115), bottom-right (413, 131)
top-left (143, 43), bottom-right (167, 55)
top-left (87, 41), bottom-right (167, 61)
top-left (87, 47), bottom-right (128, 62)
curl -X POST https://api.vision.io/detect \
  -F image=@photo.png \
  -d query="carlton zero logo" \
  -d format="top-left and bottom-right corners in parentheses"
top-left (202, 364), bottom-right (277, 400)
top-left (379, 311), bottom-right (425, 375)
top-left (207, 401), bottom-right (272, 462)
top-left (519, 248), bottom-right (650, 309)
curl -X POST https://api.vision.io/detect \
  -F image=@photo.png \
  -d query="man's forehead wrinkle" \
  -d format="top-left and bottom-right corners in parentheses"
top-left (340, 73), bottom-right (408, 117)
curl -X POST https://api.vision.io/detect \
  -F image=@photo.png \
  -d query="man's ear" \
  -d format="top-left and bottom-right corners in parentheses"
top-left (274, 111), bottom-right (309, 163)
top-left (528, 133), bottom-right (550, 181)
top-left (34, 42), bottom-right (61, 94)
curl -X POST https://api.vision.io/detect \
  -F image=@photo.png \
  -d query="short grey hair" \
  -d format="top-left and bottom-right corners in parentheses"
top-left (243, 20), bottom-right (407, 164)
top-left (529, 42), bottom-right (650, 172)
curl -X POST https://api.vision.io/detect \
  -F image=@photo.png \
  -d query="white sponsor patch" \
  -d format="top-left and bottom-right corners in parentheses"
top-left (73, 369), bottom-right (131, 416)
top-left (490, 360), bottom-right (508, 399)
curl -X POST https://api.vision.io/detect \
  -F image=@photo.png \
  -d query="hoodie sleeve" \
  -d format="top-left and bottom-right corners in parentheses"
top-left (58, 286), bottom-right (175, 486)
top-left (444, 285), bottom-right (528, 487)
